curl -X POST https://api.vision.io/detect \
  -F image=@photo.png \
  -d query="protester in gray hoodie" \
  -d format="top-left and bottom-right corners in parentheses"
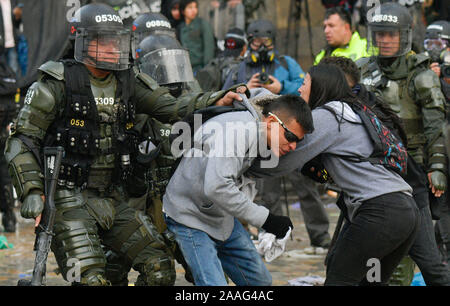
top-left (163, 88), bottom-right (314, 286)
top-left (249, 64), bottom-right (420, 286)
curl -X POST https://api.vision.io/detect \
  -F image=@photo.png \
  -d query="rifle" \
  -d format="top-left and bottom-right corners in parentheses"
top-left (18, 146), bottom-right (64, 286)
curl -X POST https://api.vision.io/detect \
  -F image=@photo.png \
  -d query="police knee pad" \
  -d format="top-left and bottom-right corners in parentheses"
top-left (104, 248), bottom-right (131, 286)
top-left (52, 221), bottom-right (107, 283)
top-left (52, 190), bottom-right (106, 282)
top-left (135, 255), bottom-right (176, 286)
top-left (114, 211), bottom-right (169, 263)
top-left (75, 270), bottom-right (111, 286)
top-left (389, 256), bottom-right (416, 286)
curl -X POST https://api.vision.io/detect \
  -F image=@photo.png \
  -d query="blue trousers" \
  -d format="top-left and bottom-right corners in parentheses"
top-left (165, 215), bottom-right (272, 286)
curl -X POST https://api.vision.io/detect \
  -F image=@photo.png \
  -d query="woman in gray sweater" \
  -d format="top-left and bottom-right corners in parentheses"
top-left (249, 64), bottom-right (420, 285)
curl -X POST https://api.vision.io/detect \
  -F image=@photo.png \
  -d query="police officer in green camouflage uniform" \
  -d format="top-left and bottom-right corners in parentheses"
top-left (105, 32), bottom-right (198, 285)
top-left (0, 60), bottom-right (19, 233)
top-left (358, 2), bottom-right (450, 286)
top-left (4, 3), bottom-right (243, 286)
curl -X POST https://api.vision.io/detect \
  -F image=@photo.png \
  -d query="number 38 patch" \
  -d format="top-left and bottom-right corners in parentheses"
top-left (24, 88), bottom-right (35, 104)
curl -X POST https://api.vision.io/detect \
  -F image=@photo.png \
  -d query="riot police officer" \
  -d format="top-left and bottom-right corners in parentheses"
top-left (0, 60), bottom-right (18, 233)
top-left (359, 2), bottom-right (450, 286)
top-left (105, 32), bottom-right (199, 285)
top-left (4, 3), bottom-right (242, 286)
top-left (132, 12), bottom-right (176, 44)
top-left (424, 20), bottom-right (450, 103)
top-left (424, 20), bottom-right (450, 265)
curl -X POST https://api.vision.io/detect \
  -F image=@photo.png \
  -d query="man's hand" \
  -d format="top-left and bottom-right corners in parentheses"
top-left (215, 86), bottom-right (245, 106)
top-left (430, 62), bottom-right (441, 78)
top-left (247, 73), bottom-right (263, 90)
top-left (12, 6), bottom-right (22, 21)
top-left (211, 0), bottom-right (220, 8)
top-left (21, 192), bottom-right (45, 227)
top-left (228, 0), bottom-right (242, 8)
top-left (262, 75), bottom-right (282, 94)
top-left (261, 213), bottom-right (293, 239)
top-left (428, 171), bottom-right (447, 197)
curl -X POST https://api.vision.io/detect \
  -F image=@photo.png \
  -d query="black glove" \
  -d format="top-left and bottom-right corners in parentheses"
top-left (261, 213), bottom-right (293, 239)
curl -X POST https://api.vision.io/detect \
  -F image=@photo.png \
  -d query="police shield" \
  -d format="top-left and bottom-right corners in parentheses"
top-left (139, 48), bottom-right (194, 85)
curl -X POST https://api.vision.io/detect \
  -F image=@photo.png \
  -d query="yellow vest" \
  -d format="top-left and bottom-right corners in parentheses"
top-left (314, 32), bottom-right (369, 65)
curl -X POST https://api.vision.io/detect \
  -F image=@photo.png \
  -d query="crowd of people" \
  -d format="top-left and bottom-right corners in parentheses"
top-left (0, 0), bottom-right (449, 287)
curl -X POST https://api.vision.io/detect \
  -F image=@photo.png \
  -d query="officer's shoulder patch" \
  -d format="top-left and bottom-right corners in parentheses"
top-left (136, 71), bottom-right (159, 90)
top-left (38, 61), bottom-right (64, 81)
top-left (355, 56), bottom-right (371, 70)
top-left (414, 68), bottom-right (439, 90)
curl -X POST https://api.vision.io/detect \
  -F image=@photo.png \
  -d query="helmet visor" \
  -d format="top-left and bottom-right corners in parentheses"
top-left (139, 48), bottom-right (194, 85)
top-left (75, 29), bottom-right (131, 71)
top-left (367, 25), bottom-right (412, 58)
top-left (424, 38), bottom-right (448, 52)
top-left (131, 29), bottom-right (177, 59)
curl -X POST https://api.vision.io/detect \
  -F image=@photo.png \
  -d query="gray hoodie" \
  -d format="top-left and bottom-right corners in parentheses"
top-left (162, 88), bottom-right (274, 241)
top-left (248, 101), bottom-right (413, 221)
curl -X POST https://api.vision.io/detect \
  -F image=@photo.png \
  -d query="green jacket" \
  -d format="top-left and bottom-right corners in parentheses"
top-left (314, 31), bottom-right (369, 65)
top-left (4, 60), bottom-right (230, 201)
top-left (178, 17), bottom-right (216, 72)
top-left (359, 52), bottom-right (447, 174)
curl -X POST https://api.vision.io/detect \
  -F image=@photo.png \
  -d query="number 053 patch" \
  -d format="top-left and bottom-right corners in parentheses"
top-left (70, 118), bottom-right (85, 127)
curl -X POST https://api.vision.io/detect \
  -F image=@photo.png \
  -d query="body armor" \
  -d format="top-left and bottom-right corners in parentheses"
top-left (42, 60), bottom-right (138, 191)
top-left (359, 53), bottom-right (447, 168)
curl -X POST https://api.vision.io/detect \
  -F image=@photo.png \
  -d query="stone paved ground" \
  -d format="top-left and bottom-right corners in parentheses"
top-left (0, 202), bottom-right (340, 286)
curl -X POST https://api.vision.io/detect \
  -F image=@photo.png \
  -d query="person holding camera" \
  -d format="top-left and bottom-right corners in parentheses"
top-left (222, 19), bottom-right (305, 95)
top-left (424, 20), bottom-right (450, 266)
top-left (425, 20), bottom-right (450, 104)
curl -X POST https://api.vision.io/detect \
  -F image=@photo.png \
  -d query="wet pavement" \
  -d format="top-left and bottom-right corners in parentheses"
top-left (0, 201), bottom-right (340, 286)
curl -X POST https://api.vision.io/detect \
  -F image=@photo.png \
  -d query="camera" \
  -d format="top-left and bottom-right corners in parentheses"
top-left (258, 72), bottom-right (270, 84)
top-left (442, 64), bottom-right (450, 78)
top-left (441, 50), bottom-right (450, 78)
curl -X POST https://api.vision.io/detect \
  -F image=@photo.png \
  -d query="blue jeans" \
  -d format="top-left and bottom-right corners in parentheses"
top-left (165, 215), bottom-right (272, 286)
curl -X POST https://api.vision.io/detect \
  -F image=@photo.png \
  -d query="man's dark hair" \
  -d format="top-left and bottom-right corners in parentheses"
top-left (261, 95), bottom-right (314, 134)
top-left (180, 0), bottom-right (198, 15)
top-left (325, 7), bottom-right (352, 28)
top-left (320, 56), bottom-right (360, 86)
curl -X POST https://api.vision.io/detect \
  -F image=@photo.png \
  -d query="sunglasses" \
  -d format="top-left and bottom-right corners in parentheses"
top-left (268, 112), bottom-right (302, 143)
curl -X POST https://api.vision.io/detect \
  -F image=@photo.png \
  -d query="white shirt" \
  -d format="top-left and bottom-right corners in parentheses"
top-left (0, 0), bottom-right (15, 48)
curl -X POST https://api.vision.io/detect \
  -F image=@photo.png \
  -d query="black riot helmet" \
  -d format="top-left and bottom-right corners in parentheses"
top-left (246, 20), bottom-right (276, 65)
top-left (367, 2), bottom-right (413, 58)
top-left (136, 34), bottom-right (194, 96)
top-left (424, 21), bottom-right (450, 62)
top-left (70, 3), bottom-right (131, 71)
top-left (132, 12), bottom-right (176, 49)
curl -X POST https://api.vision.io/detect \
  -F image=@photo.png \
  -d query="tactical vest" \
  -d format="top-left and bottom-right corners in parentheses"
top-left (43, 60), bottom-right (138, 190)
top-left (145, 118), bottom-right (176, 198)
top-left (361, 58), bottom-right (427, 164)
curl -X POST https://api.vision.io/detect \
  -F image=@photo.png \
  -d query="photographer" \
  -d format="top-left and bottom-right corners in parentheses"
top-left (425, 20), bottom-right (450, 104)
top-left (424, 20), bottom-right (450, 266)
top-left (222, 19), bottom-right (305, 95)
